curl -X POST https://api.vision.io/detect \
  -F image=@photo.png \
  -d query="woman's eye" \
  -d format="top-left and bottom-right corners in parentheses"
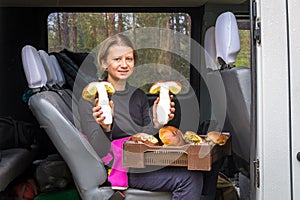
top-left (126, 57), bottom-right (133, 61)
top-left (113, 58), bottom-right (121, 61)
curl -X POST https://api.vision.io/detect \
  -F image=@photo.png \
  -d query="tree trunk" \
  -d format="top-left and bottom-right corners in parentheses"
top-left (57, 13), bottom-right (62, 46)
top-left (132, 13), bottom-right (136, 46)
top-left (71, 13), bottom-right (78, 52)
top-left (62, 13), bottom-right (70, 49)
top-left (105, 13), bottom-right (109, 37)
top-left (118, 13), bottom-right (123, 33)
top-left (108, 13), bottom-right (116, 36)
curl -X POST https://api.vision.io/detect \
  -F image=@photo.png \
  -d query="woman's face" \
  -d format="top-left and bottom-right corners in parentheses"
top-left (102, 45), bottom-right (134, 81)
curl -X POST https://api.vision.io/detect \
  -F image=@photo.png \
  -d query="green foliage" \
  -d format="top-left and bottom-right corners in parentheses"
top-left (236, 30), bottom-right (250, 67)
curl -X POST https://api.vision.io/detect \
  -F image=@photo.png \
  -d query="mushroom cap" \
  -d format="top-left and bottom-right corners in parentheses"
top-left (184, 131), bottom-right (206, 144)
top-left (159, 126), bottom-right (185, 146)
top-left (206, 131), bottom-right (230, 146)
top-left (149, 80), bottom-right (182, 95)
top-left (82, 81), bottom-right (115, 102)
top-left (129, 132), bottom-right (159, 146)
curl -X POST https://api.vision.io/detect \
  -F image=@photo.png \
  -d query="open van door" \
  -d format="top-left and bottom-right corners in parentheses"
top-left (254, 0), bottom-right (300, 199)
top-left (288, 0), bottom-right (300, 199)
top-left (253, 0), bottom-right (294, 199)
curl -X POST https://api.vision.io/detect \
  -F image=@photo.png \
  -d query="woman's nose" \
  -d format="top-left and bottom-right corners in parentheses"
top-left (120, 58), bottom-right (128, 67)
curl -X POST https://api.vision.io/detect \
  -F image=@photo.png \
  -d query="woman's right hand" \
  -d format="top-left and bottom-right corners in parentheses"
top-left (92, 98), bottom-right (114, 132)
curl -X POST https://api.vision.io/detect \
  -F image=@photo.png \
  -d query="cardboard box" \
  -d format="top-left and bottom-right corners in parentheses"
top-left (123, 140), bottom-right (231, 170)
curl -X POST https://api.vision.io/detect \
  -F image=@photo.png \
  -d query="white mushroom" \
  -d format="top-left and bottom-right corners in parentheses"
top-left (82, 81), bottom-right (115, 125)
top-left (149, 81), bottom-right (182, 125)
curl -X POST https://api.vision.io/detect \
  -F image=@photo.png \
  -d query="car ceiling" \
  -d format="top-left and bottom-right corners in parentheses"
top-left (0, 0), bottom-right (247, 7)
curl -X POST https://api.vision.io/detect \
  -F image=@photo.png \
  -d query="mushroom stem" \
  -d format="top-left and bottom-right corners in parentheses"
top-left (157, 86), bottom-right (171, 125)
top-left (96, 83), bottom-right (113, 125)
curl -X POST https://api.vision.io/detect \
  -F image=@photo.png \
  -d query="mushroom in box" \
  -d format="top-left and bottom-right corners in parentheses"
top-left (183, 131), bottom-right (206, 144)
top-left (129, 133), bottom-right (159, 146)
top-left (159, 126), bottom-right (185, 146)
top-left (206, 131), bottom-right (230, 146)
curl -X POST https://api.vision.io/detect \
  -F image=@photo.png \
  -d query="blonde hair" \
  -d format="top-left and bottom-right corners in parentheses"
top-left (97, 34), bottom-right (136, 80)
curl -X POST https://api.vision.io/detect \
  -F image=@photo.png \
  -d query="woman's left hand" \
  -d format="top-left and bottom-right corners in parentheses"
top-left (152, 95), bottom-right (176, 128)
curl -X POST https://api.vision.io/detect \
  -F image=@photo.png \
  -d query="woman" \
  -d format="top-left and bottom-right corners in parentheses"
top-left (78, 34), bottom-right (205, 199)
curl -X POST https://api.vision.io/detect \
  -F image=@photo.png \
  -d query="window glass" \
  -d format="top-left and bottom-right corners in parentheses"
top-left (47, 13), bottom-right (191, 93)
top-left (236, 19), bottom-right (250, 67)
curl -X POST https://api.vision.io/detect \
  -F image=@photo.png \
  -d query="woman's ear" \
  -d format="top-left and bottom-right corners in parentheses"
top-left (101, 60), bottom-right (108, 71)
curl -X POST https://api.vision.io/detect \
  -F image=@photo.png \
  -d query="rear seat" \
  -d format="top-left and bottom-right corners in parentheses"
top-left (0, 147), bottom-right (38, 192)
top-left (23, 45), bottom-right (172, 200)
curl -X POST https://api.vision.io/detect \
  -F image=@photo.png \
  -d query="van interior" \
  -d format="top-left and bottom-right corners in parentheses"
top-left (0, 0), bottom-right (253, 199)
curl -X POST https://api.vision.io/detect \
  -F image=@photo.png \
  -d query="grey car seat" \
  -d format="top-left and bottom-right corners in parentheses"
top-left (215, 11), bottom-right (251, 200)
top-left (215, 11), bottom-right (251, 176)
top-left (22, 45), bottom-right (172, 200)
top-left (0, 147), bottom-right (37, 192)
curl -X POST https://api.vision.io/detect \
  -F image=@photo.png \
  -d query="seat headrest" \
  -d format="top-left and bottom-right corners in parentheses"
top-left (50, 55), bottom-right (66, 87)
top-left (215, 11), bottom-right (240, 65)
top-left (21, 45), bottom-right (47, 89)
top-left (204, 26), bottom-right (218, 70)
top-left (39, 50), bottom-right (58, 87)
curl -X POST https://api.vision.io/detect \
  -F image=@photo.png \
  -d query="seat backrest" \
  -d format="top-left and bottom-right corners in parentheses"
top-left (215, 11), bottom-right (251, 175)
top-left (28, 92), bottom-right (108, 199)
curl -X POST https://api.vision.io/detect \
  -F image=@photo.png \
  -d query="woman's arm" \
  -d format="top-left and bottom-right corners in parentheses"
top-left (78, 98), bottom-right (112, 158)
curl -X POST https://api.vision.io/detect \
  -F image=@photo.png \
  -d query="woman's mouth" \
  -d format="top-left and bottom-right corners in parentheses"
top-left (118, 70), bottom-right (129, 74)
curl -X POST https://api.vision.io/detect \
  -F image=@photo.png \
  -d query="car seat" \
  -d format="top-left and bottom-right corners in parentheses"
top-left (0, 148), bottom-right (38, 192)
top-left (215, 11), bottom-right (251, 200)
top-left (215, 11), bottom-right (251, 176)
top-left (21, 45), bottom-right (172, 200)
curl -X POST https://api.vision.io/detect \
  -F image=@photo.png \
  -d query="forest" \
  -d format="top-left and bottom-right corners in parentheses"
top-left (47, 12), bottom-right (249, 92)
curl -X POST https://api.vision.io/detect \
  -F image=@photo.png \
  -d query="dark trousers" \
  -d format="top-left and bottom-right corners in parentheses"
top-left (129, 166), bottom-right (203, 200)
top-left (128, 159), bottom-right (221, 199)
